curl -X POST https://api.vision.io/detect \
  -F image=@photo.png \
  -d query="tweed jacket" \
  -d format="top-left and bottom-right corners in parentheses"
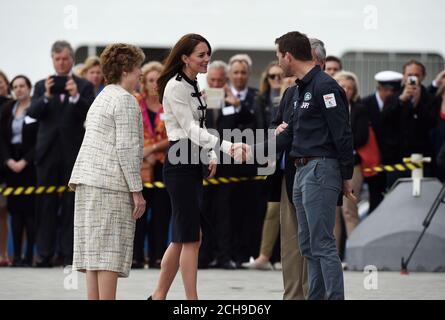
top-left (69, 84), bottom-right (143, 192)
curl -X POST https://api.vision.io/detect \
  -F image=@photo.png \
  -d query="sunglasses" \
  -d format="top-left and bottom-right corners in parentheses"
top-left (268, 74), bottom-right (282, 80)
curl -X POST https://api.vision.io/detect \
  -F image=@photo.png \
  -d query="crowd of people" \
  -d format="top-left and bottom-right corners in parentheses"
top-left (0, 37), bottom-right (444, 283)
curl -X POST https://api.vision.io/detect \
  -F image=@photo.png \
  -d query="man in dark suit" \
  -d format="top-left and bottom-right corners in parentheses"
top-left (380, 61), bottom-right (435, 189)
top-left (28, 40), bottom-right (95, 267)
top-left (361, 71), bottom-right (402, 213)
top-left (214, 54), bottom-right (262, 268)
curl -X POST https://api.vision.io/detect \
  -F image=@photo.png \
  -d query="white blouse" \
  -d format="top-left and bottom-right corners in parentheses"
top-left (162, 72), bottom-right (232, 158)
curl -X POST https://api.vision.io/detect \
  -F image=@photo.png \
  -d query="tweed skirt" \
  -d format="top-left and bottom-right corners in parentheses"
top-left (72, 184), bottom-right (136, 278)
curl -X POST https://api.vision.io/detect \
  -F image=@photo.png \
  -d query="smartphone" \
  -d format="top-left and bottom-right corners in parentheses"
top-left (50, 75), bottom-right (69, 95)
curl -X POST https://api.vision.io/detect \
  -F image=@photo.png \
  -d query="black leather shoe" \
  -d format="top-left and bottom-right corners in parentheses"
top-left (220, 260), bottom-right (237, 270)
top-left (35, 258), bottom-right (53, 268)
top-left (11, 257), bottom-right (24, 267)
top-left (149, 260), bottom-right (161, 269)
top-left (132, 261), bottom-right (145, 269)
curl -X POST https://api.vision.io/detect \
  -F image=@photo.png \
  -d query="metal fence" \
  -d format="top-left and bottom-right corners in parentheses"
top-left (342, 51), bottom-right (445, 97)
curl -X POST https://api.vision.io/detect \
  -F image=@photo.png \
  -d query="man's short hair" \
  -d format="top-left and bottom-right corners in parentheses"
top-left (326, 55), bottom-right (342, 69)
top-left (51, 40), bottom-right (74, 59)
top-left (403, 59), bottom-right (426, 76)
top-left (275, 31), bottom-right (312, 62)
top-left (208, 60), bottom-right (228, 75)
top-left (228, 54), bottom-right (252, 72)
top-left (309, 38), bottom-right (326, 64)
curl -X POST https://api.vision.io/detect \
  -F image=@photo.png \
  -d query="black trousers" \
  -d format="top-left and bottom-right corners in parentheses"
top-left (212, 164), bottom-right (267, 265)
top-left (5, 144), bottom-right (36, 263)
top-left (35, 140), bottom-right (75, 263)
top-left (231, 179), bottom-right (267, 264)
top-left (133, 162), bottom-right (172, 265)
top-left (364, 173), bottom-right (387, 214)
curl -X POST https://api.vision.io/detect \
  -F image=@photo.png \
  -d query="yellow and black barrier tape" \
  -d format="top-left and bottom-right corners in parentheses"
top-left (0, 185), bottom-right (69, 197)
top-left (0, 161), bottom-right (424, 196)
top-left (363, 162), bottom-right (422, 174)
top-left (0, 176), bottom-right (269, 196)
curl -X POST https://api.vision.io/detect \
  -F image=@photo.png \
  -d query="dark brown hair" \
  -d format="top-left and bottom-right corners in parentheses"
top-left (403, 59), bottom-right (426, 76)
top-left (275, 31), bottom-right (312, 62)
top-left (326, 55), bottom-right (343, 69)
top-left (157, 34), bottom-right (211, 102)
top-left (10, 75), bottom-right (32, 90)
top-left (100, 43), bottom-right (145, 84)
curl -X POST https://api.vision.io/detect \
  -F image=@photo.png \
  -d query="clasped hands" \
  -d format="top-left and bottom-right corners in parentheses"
top-left (230, 143), bottom-right (252, 162)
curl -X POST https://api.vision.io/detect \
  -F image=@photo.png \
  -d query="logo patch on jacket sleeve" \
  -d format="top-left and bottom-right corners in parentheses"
top-left (323, 93), bottom-right (337, 108)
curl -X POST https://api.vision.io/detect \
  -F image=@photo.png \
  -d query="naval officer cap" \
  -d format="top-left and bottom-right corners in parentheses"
top-left (374, 70), bottom-right (403, 91)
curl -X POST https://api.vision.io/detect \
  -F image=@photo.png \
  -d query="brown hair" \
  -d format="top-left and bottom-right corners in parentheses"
top-left (259, 61), bottom-right (281, 95)
top-left (0, 70), bottom-right (10, 95)
top-left (275, 31), bottom-right (312, 62)
top-left (157, 34), bottom-right (211, 102)
top-left (10, 75), bottom-right (32, 90)
top-left (403, 59), bottom-right (426, 76)
top-left (326, 56), bottom-right (343, 69)
top-left (100, 43), bottom-right (145, 84)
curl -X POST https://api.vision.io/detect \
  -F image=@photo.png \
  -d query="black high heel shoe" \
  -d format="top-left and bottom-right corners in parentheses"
top-left (147, 295), bottom-right (152, 300)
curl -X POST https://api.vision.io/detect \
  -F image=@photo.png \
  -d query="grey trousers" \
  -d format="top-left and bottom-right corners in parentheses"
top-left (292, 158), bottom-right (344, 300)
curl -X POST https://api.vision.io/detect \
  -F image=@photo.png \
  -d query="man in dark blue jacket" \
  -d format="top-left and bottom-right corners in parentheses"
top-left (251, 31), bottom-right (353, 300)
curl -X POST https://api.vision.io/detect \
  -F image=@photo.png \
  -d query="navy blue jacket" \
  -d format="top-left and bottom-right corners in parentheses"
top-left (273, 65), bottom-right (354, 180)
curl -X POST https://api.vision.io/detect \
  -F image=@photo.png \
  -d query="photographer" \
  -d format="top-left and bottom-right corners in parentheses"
top-left (28, 40), bottom-right (95, 267)
top-left (381, 60), bottom-right (436, 188)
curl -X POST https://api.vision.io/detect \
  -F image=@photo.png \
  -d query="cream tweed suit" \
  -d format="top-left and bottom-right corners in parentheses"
top-left (69, 84), bottom-right (143, 277)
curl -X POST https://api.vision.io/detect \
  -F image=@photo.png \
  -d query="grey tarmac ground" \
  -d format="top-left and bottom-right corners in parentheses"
top-left (0, 267), bottom-right (444, 300)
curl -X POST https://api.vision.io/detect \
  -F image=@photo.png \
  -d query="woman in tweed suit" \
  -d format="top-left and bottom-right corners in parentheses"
top-left (69, 43), bottom-right (146, 300)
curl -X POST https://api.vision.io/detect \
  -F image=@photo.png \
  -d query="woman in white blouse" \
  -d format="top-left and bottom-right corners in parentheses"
top-left (148, 34), bottom-right (247, 300)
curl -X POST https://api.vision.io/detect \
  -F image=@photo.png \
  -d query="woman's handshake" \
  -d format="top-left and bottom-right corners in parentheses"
top-left (229, 143), bottom-right (252, 162)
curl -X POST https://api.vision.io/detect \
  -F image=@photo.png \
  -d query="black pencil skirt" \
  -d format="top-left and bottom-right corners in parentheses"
top-left (163, 139), bottom-right (205, 243)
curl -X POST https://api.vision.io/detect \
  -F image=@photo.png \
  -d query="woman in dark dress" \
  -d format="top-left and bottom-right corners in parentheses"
top-left (149, 34), bottom-right (244, 300)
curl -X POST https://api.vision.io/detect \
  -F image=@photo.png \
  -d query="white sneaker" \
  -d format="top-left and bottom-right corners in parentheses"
top-left (241, 257), bottom-right (273, 270)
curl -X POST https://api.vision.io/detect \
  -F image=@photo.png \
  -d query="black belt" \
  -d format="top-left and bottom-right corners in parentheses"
top-left (294, 156), bottom-right (323, 167)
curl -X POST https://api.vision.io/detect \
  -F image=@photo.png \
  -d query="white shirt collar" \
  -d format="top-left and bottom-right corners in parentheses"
top-left (230, 85), bottom-right (248, 101)
top-left (375, 92), bottom-right (384, 111)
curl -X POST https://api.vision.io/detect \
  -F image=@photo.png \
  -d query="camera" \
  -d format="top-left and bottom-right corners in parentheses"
top-left (50, 75), bottom-right (69, 95)
top-left (407, 75), bottom-right (418, 86)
